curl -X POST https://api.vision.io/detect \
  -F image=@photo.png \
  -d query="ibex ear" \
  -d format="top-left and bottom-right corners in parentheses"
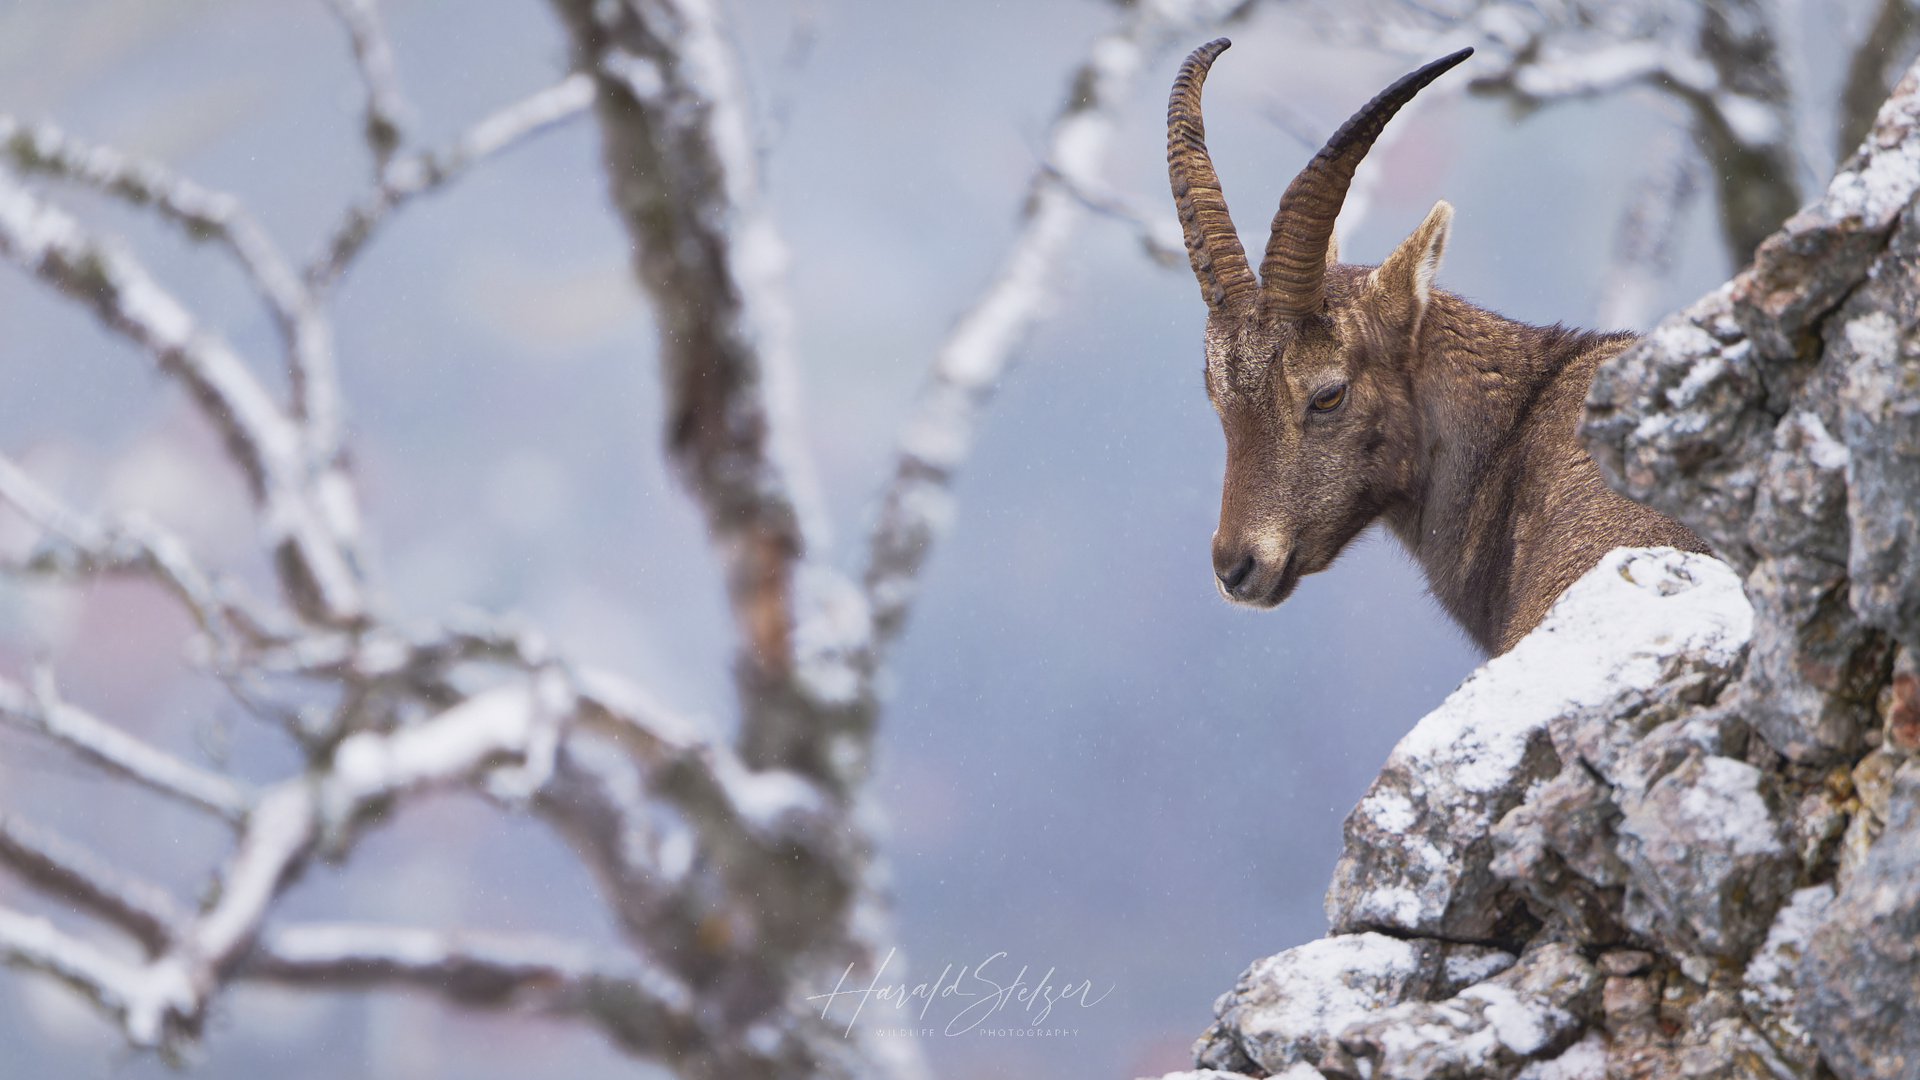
top-left (1370, 200), bottom-right (1452, 322)
top-left (1326, 231), bottom-right (1339, 268)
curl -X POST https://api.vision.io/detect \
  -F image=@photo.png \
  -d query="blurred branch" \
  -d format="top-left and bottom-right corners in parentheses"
top-left (1346, 0), bottom-right (1800, 268)
top-left (0, 170), bottom-right (365, 623)
top-left (307, 73), bottom-right (595, 289)
top-left (863, 0), bottom-right (1243, 657)
top-left (245, 923), bottom-right (718, 1067)
top-left (0, 453), bottom-right (272, 661)
top-left (1597, 133), bottom-right (1705, 330)
top-left (324, 0), bottom-right (410, 174)
top-left (1836, 0), bottom-right (1920, 163)
top-left (0, 904), bottom-right (193, 1048)
top-left (547, 0), bottom-right (820, 785)
top-left (0, 813), bottom-right (184, 956)
top-left (0, 671), bottom-right (252, 822)
top-left (0, 117), bottom-right (341, 449)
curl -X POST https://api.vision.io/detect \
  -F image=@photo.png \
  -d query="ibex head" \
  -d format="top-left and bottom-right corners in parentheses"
top-left (1168, 40), bottom-right (1472, 607)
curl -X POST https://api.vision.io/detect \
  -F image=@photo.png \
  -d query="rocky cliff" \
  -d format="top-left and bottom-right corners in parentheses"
top-left (1145, 56), bottom-right (1920, 1080)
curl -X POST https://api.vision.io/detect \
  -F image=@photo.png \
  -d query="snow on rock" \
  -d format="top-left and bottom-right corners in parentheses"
top-left (1190, 933), bottom-right (1445, 1075)
top-left (1615, 751), bottom-right (1796, 960)
top-left (1331, 942), bottom-right (1599, 1080)
top-left (1327, 547), bottom-right (1750, 941)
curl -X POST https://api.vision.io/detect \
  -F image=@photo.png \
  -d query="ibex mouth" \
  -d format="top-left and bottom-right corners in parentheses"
top-left (1220, 549), bottom-right (1300, 607)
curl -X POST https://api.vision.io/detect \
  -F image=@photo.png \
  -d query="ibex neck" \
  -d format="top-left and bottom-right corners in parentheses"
top-left (1382, 293), bottom-right (1703, 654)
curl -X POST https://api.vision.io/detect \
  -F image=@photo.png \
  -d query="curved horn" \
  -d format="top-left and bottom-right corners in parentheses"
top-left (1168, 38), bottom-right (1256, 312)
top-left (1260, 47), bottom-right (1473, 321)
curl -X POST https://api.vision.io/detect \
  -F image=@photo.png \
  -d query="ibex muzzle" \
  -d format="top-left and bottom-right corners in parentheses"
top-left (1169, 41), bottom-right (1708, 654)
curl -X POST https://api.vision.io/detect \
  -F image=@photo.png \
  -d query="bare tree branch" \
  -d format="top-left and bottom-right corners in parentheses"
top-left (1336, 0), bottom-right (1801, 268)
top-left (863, 0), bottom-right (1248, 658)
top-left (547, 0), bottom-right (815, 782)
top-left (0, 813), bottom-right (184, 956)
top-left (1597, 133), bottom-right (1705, 330)
top-left (0, 672), bottom-right (251, 822)
top-left (0, 171), bottom-right (366, 624)
top-left (0, 904), bottom-right (194, 1048)
top-left (325, 0), bottom-right (410, 174)
top-left (307, 74), bottom-right (595, 289)
top-left (1836, 0), bottom-right (1920, 163)
top-left (0, 117), bottom-right (342, 454)
top-left (245, 922), bottom-right (722, 1066)
top-left (0, 453), bottom-right (277, 662)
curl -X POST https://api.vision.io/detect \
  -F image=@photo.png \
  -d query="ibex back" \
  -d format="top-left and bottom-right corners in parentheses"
top-left (1168, 40), bottom-right (1707, 655)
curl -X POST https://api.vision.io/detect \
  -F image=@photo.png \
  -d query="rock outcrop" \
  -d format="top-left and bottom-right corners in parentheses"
top-left (1146, 56), bottom-right (1920, 1080)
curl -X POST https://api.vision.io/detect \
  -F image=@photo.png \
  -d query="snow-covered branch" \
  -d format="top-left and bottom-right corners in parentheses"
top-left (0, 454), bottom-right (273, 660)
top-left (0, 117), bottom-right (341, 452)
top-left (863, 0), bottom-right (1249, 654)
top-left (0, 673), bottom-right (251, 822)
top-left (0, 170), bottom-right (365, 624)
top-left (308, 74), bottom-right (595, 289)
top-left (325, 0), bottom-right (410, 173)
top-left (0, 813), bottom-right (184, 956)
top-left (1329, 0), bottom-right (1801, 266)
top-left (547, 0), bottom-right (815, 777)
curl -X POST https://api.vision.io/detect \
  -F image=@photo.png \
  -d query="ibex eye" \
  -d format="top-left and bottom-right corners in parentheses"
top-left (1310, 384), bottom-right (1346, 412)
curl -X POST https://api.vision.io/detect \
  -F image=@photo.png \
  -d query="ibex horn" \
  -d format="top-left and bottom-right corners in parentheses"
top-left (1168, 38), bottom-right (1257, 313)
top-left (1260, 47), bottom-right (1474, 322)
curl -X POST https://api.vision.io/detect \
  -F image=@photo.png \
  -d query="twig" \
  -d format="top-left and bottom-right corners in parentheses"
top-left (325, 0), bottom-right (410, 173)
top-left (0, 117), bottom-right (341, 452)
top-left (0, 812), bottom-right (185, 955)
top-left (244, 922), bottom-right (713, 1066)
top-left (1597, 133), bottom-right (1704, 330)
top-left (863, 0), bottom-right (1241, 658)
top-left (0, 453), bottom-right (271, 660)
top-left (307, 74), bottom-right (594, 289)
top-left (0, 672), bottom-right (251, 823)
top-left (0, 170), bottom-right (365, 623)
top-left (0, 904), bottom-right (193, 1047)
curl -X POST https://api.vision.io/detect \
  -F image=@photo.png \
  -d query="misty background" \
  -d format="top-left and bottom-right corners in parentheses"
top-left (0, 0), bottom-right (1877, 1076)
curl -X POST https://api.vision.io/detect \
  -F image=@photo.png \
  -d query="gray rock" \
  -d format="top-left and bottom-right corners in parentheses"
top-left (1734, 63), bottom-right (1920, 371)
top-left (1192, 933), bottom-right (1443, 1074)
top-left (1328, 549), bottom-right (1752, 943)
top-left (1800, 759), bottom-right (1920, 1080)
top-left (1840, 201), bottom-right (1920, 653)
top-left (1615, 753), bottom-right (1796, 961)
top-left (1582, 286), bottom-right (1772, 571)
top-left (1327, 941), bottom-right (1600, 1080)
top-left (1741, 884), bottom-right (1835, 1075)
top-left (1738, 552), bottom-right (1884, 764)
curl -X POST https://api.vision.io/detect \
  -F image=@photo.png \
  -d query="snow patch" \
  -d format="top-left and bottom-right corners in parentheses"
top-left (1391, 548), bottom-right (1750, 796)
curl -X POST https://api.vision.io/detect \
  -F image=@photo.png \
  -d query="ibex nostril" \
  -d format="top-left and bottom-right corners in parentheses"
top-left (1218, 554), bottom-right (1255, 592)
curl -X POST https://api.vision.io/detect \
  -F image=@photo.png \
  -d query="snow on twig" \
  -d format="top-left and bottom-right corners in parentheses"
top-left (308, 74), bottom-right (594, 289)
top-left (0, 116), bottom-right (342, 454)
top-left (0, 813), bottom-right (184, 955)
top-left (325, 0), bottom-right (410, 173)
top-left (0, 170), bottom-right (365, 623)
top-left (0, 453), bottom-right (275, 660)
top-left (862, 0), bottom-right (1246, 654)
top-left (0, 672), bottom-right (251, 822)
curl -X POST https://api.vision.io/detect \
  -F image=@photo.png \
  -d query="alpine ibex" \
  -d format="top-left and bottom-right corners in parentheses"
top-left (1167, 40), bottom-right (1707, 655)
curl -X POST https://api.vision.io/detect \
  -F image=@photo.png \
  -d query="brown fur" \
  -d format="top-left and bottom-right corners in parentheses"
top-left (1203, 217), bottom-right (1708, 655)
top-left (1172, 45), bottom-right (1707, 655)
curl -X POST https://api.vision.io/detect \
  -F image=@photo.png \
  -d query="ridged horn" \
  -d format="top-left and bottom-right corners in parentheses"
top-left (1260, 47), bottom-right (1473, 322)
top-left (1168, 38), bottom-right (1256, 313)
